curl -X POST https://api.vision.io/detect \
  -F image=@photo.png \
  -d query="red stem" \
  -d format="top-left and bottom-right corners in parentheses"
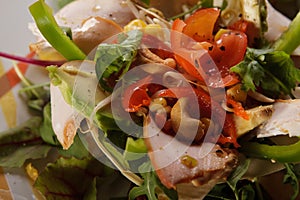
top-left (0, 51), bottom-right (65, 66)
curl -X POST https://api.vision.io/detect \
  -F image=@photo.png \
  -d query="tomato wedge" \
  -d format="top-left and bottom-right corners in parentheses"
top-left (182, 8), bottom-right (220, 43)
top-left (209, 30), bottom-right (248, 69)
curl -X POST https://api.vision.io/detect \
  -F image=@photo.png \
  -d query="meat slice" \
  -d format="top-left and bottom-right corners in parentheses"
top-left (144, 116), bottom-right (239, 189)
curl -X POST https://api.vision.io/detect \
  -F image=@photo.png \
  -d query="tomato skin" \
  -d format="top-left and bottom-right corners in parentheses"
top-left (209, 30), bottom-right (248, 70)
top-left (122, 76), bottom-right (152, 112)
top-left (229, 19), bottom-right (261, 47)
top-left (183, 8), bottom-right (220, 43)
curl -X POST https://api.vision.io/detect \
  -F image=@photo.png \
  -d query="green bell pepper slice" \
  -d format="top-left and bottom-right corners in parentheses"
top-left (240, 139), bottom-right (300, 163)
top-left (29, 0), bottom-right (86, 60)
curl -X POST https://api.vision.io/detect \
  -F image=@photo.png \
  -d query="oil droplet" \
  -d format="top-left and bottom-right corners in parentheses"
top-left (180, 155), bottom-right (198, 168)
top-left (92, 5), bottom-right (101, 12)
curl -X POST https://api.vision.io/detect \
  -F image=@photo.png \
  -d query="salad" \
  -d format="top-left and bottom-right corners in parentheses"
top-left (1, 0), bottom-right (300, 199)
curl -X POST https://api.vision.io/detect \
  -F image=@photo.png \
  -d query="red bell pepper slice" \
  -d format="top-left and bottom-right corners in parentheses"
top-left (122, 76), bottom-right (152, 112)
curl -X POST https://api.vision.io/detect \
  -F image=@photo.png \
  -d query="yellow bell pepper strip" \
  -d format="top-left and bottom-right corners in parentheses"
top-left (29, 0), bottom-right (86, 60)
top-left (240, 139), bottom-right (300, 163)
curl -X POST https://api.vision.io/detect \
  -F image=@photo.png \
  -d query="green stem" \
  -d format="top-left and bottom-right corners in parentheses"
top-left (272, 10), bottom-right (300, 54)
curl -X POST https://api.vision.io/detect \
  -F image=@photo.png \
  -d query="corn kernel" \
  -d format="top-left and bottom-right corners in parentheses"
top-left (124, 19), bottom-right (147, 32)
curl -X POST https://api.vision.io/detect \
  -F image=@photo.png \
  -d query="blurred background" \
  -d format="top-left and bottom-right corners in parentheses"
top-left (270, 0), bottom-right (300, 19)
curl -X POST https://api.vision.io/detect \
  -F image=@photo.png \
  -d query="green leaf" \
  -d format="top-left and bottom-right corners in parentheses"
top-left (0, 145), bottom-right (51, 168)
top-left (83, 178), bottom-right (97, 200)
top-left (283, 163), bottom-right (300, 200)
top-left (0, 116), bottom-right (54, 167)
top-left (140, 0), bottom-right (150, 6)
top-left (0, 116), bottom-right (42, 144)
top-left (40, 103), bottom-right (60, 146)
top-left (94, 30), bottom-right (143, 92)
top-left (58, 134), bottom-right (90, 159)
top-left (34, 156), bottom-right (110, 200)
top-left (231, 48), bottom-right (300, 98)
top-left (238, 184), bottom-right (256, 200)
top-left (129, 162), bottom-right (178, 200)
top-left (124, 137), bottom-right (148, 161)
top-left (227, 159), bottom-right (251, 191)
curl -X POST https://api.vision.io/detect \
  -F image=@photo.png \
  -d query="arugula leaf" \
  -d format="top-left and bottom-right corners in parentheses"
top-left (238, 184), bottom-right (256, 200)
top-left (227, 159), bottom-right (252, 200)
top-left (231, 48), bottom-right (300, 98)
top-left (128, 162), bottom-right (178, 200)
top-left (94, 30), bottom-right (143, 92)
top-left (283, 163), bottom-right (300, 200)
top-left (227, 159), bottom-right (251, 192)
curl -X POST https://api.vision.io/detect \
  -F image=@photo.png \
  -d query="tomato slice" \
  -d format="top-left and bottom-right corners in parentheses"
top-left (182, 8), bottom-right (220, 43)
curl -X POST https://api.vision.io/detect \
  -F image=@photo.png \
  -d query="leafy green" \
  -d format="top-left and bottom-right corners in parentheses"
top-left (226, 159), bottom-right (259, 200)
top-left (34, 156), bottom-right (113, 200)
top-left (283, 163), bottom-right (300, 200)
top-left (0, 145), bottom-right (51, 168)
top-left (94, 30), bottom-right (143, 92)
top-left (58, 134), bottom-right (90, 159)
top-left (124, 137), bottom-right (148, 161)
top-left (205, 159), bottom-right (262, 200)
top-left (39, 103), bottom-right (60, 146)
top-left (128, 162), bottom-right (178, 200)
top-left (140, 0), bottom-right (151, 6)
top-left (227, 159), bottom-right (251, 196)
top-left (0, 116), bottom-right (52, 167)
top-left (231, 48), bottom-right (300, 98)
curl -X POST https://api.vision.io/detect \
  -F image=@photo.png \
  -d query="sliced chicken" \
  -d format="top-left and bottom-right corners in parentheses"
top-left (144, 116), bottom-right (238, 189)
top-left (234, 105), bottom-right (274, 137)
top-left (257, 99), bottom-right (300, 138)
